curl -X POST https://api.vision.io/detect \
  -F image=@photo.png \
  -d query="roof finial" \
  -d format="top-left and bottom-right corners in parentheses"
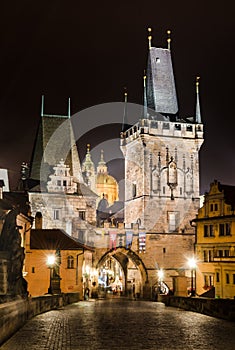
top-left (195, 76), bottom-right (202, 123)
top-left (122, 87), bottom-right (128, 132)
top-left (68, 97), bottom-right (71, 118)
top-left (87, 144), bottom-right (90, 153)
top-left (101, 149), bottom-right (104, 161)
top-left (124, 86), bottom-right (128, 102)
top-left (148, 27), bottom-right (152, 49)
top-left (196, 76), bottom-right (200, 94)
top-left (41, 95), bottom-right (44, 117)
top-left (167, 30), bottom-right (171, 50)
top-left (143, 70), bottom-right (148, 118)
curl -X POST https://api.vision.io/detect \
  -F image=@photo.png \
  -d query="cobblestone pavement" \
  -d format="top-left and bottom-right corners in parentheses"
top-left (1, 298), bottom-right (235, 350)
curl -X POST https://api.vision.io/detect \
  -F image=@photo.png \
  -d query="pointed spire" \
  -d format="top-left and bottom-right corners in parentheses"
top-left (97, 149), bottom-right (108, 174)
top-left (143, 70), bottom-right (148, 118)
top-left (68, 97), bottom-right (71, 118)
top-left (100, 149), bottom-right (105, 163)
top-left (82, 144), bottom-right (95, 173)
top-left (122, 87), bottom-right (128, 132)
top-left (41, 95), bottom-right (44, 117)
top-left (146, 28), bottom-right (178, 114)
top-left (167, 30), bottom-right (171, 50)
top-left (195, 76), bottom-right (202, 123)
top-left (148, 27), bottom-right (152, 49)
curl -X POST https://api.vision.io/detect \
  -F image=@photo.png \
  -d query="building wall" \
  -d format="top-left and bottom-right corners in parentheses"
top-left (24, 249), bottom-right (84, 297)
top-left (195, 180), bottom-right (235, 298)
top-left (121, 120), bottom-right (203, 232)
top-left (29, 192), bottom-right (97, 231)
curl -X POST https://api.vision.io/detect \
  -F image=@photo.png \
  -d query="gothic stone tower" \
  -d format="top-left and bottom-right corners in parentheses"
top-left (120, 30), bottom-right (204, 291)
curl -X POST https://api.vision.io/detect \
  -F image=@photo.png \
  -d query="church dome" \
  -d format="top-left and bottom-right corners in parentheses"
top-left (96, 173), bottom-right (117, 186)
top-left (96, 150), bottom-right (119, 205)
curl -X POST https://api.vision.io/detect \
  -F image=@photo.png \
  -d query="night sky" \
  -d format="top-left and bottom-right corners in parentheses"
top-left (0, 1), bottom-right (234, 195)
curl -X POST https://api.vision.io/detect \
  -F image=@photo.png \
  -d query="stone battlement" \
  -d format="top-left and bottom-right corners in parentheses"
top-left (121, 118), bottom-right (203, 145)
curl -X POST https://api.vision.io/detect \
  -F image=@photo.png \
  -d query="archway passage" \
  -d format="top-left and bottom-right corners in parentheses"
top-left (96, 247), bottom-right (148, 298)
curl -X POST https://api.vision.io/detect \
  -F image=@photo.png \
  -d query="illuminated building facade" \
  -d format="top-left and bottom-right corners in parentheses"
top-left (12, 29), bottom-right (205, 298)
top-left (193, 180), bottom-right (235, 298)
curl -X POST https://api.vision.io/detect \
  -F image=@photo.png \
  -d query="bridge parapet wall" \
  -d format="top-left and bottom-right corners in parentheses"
top-left (159, 295), bottom-right (235, 321)
top-left (0, 293), bottom-right (79, 346)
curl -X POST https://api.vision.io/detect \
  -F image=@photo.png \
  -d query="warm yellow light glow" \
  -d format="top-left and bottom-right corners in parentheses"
top-left (158, 269), bottom-right (164, 280)
top-left (47, 255), bottom-right (56, 266)
top-left (188, 257), bottom-right (197, 269)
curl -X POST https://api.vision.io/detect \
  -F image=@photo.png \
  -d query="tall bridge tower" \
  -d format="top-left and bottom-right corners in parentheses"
top-left (120, 29), bottom-right (204, 292)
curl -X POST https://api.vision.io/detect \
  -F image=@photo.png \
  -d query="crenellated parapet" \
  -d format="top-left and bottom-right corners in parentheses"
top-left (121, 118), bottom-right (203, 146)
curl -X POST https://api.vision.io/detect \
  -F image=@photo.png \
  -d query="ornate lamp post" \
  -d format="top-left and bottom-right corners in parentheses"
top-left (47, 254), bottom-right (56, 294)
top-left (188, 257), bottom-right (197, 297)
top-left (46, 250), bottom-right (61, 294)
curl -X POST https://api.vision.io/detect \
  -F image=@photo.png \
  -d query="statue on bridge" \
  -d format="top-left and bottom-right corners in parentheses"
top-left (0, 206), bottom-right (28, 297)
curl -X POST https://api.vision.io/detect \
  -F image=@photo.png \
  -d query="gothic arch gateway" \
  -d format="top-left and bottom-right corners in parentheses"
top-left (96, 247), bottom-right (148, 298)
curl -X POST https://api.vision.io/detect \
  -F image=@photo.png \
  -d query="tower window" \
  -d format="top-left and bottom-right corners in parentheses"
top-left (209, 275), bottom-right (213, 286)
top-left (226, 273), bottom-right (230, 284)
top-left (224, 250), bottom-right (230, 257)
top-left (208, 250), bottom-right (213, 261)
top-left (35, 211), bottom-right (43, 229)
top-left (79, 211), bottom-right (86, 220)
top-left (209, 225), bottom-right (214, 236)
top-left (132, 183), bottom-right (137, 198)
top-left (226, 223), bottom-right (231, 235)
top-left (168, 212), bottom-right (178, 232)
top-left (57, 180), bottom-right (61, 186)
top-left (156, 57), bottom-right (160, 63)
top-left (53, 209), bottom-right (60, 220)
top-left (186, 125), bottom-right (192, 132)
top-left (67, 255), bottom-right (74, 269)
top-left (174, 124), bottom-right (181, 131)
top-left (204, 225), bottom-right (214, 237)
top-left (63, 180), bottom-right (67, 186)
top-left (203, 250), bottom-right (207, 262)
top-left (219, 224), bottom-right (225, 236)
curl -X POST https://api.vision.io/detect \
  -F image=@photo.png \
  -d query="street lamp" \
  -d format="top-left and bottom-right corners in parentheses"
top-left (157, 269), bottom-right (164, 293)
top-left (47, 254), bottom-right (56, 294)
top-left (188, 257), bottom-right (197, 297)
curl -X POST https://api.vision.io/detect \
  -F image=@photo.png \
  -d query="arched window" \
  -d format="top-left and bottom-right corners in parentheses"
top-left (67, 255), bottom-right (74, 269)
top-left (35, 211), bottom-right (42, 229)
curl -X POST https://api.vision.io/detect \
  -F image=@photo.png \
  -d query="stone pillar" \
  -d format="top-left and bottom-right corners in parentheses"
top-left (172, 276), bottom-right (188, 297)
top-left (143, 281), bottom-right (151, 299)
